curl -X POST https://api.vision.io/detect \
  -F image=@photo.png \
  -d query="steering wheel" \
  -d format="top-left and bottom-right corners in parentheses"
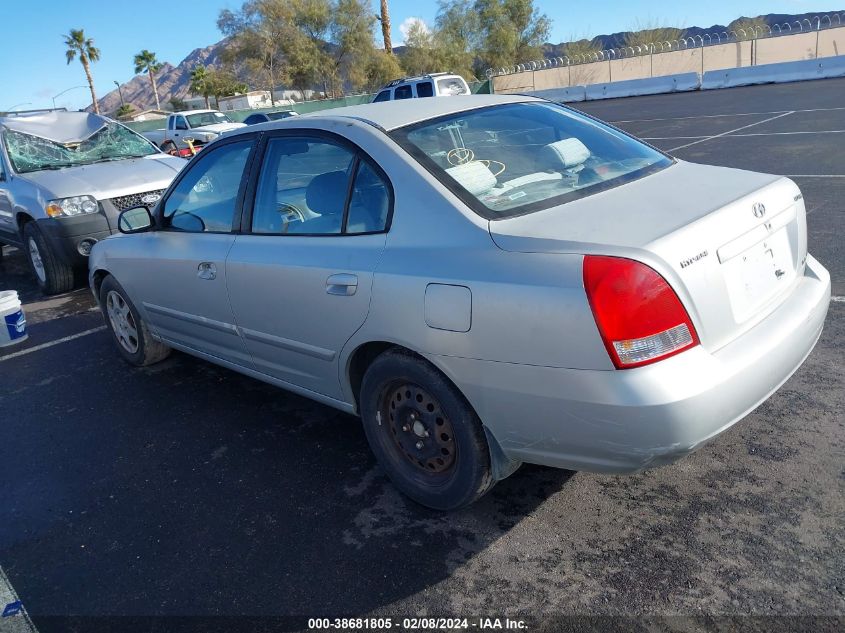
top-left (278, 203), bottom-right (305, 233)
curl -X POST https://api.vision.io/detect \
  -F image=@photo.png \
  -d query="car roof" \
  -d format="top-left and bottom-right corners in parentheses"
top-left (0, 110), bottom-right (111, 144)
top-left (237, 94), bottom-right (540, 134)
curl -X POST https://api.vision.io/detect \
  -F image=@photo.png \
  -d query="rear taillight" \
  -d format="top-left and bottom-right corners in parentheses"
top-left (583, 255), bottom-right (699, 369)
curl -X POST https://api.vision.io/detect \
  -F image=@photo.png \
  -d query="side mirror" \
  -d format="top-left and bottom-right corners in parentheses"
top-left (118, 206), bottom-right (154, 234)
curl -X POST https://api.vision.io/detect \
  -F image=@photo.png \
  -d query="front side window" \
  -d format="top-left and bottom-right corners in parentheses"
top-left (394, 85), bottom-right (413, 100)
top-left (392, 102), bottom-right (672, 219)
top-left (373, 90), bottom-right (391, 103)
top-left (162, 140), bottom-right (253, 232)
top-left (251, 136), bottom-right (390, 235)
top-left (3, 122), bottom-right (158, 174)
top-left (174, 116), bottom-right (188, 130)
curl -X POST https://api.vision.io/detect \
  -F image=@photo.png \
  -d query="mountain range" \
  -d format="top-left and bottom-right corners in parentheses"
top-left (96, 9), bottom-right (844, 113)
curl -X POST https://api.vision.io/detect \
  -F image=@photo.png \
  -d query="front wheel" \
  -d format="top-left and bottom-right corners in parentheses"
top-left (100, 275), bottom-right (170, 366)
top-left (22, 222), bottom-right (74, 295)
top-left (360, 349), bottom-right (494, 510)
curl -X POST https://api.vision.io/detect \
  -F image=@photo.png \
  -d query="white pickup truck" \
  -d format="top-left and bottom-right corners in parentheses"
top-left (141, 109), bottom-right (246, 152)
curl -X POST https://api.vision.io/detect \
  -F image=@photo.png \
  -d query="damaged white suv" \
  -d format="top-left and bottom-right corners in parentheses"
top-left (0, 110), bottom-right (185, 294)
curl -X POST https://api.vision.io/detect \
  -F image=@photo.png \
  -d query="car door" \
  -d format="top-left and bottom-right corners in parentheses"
top-left (120, 135), bottom-right (258, 367)
top-left (226, 132), bottom-right (392, 399)
top-left (0, 147), bottom-right (15, 238)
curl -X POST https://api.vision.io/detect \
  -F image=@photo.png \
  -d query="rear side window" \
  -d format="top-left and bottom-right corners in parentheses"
top-left (251, 136), bottom-right (391, 235)
top-left (346, 161), bottom-right (390, 233)
top-left (373, 90), bottom-right (391, 103)
top-left (394, 85), bottom-right (413, 100)
top-left (416, 82), bottom-right (434, 98)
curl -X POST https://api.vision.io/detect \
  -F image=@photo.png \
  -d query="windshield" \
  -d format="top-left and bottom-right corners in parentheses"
top-left (391, 102), bottom-right (673, 219)
top-left (186, 111), bottom-right (232, 127)
top-left (267, 111), bottom-right (296, 120)
top-left (3, 122), bottom-right (158, 174)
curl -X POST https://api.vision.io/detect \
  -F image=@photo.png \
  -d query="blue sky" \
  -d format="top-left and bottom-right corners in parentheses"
top-left (0, 1), bottom-right (837, 111)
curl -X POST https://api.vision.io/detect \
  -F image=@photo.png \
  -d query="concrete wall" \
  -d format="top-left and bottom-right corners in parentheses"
top-left (493, 26), bottom-right (845, 94)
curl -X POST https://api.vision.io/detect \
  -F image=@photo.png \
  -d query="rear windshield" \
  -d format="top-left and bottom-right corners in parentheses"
top-left (436, 77), bottom-right (469, 95)
top-left (391, 102), bottom-right (672, 219)
top-left (186, 111), bottom-right (232, 127)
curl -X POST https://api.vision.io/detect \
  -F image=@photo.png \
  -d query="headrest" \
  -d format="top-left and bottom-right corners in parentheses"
top-left (306, 171), bottom-right (348, 215)
top-left (543, 138), bottom-right (590, 169)
top-left (445, 161), bottom-right (497, 196)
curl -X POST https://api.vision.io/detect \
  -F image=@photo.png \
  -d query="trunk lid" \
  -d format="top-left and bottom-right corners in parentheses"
top-left (489, 161), bottom-right (807, 353)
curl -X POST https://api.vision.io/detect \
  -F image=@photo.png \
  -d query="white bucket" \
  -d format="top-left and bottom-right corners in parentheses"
top-left (0, 290), bottom-right (28, 348)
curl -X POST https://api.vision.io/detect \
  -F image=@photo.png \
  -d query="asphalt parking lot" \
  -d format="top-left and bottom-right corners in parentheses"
top-left (0, 78), bottom-right (843, 631)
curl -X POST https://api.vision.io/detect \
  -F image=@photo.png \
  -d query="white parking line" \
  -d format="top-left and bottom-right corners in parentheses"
top-left (0, 326), bottom-right (106, 363)
top-left (643, 130), bottom-right (845, 140)
top-left (667, 111), bottom-right (795, 152)
top-left (832, 296), bottom-right (845, 303)
top-left (0, 566), bottom-right (38, 632)
top-left (610, 106), bottom-right (845, 124)
top-left (786, 174), bottom-right (845, 178)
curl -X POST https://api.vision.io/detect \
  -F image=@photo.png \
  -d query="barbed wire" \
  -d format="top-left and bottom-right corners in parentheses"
top-left (485, 12), bottom-right (845, 78)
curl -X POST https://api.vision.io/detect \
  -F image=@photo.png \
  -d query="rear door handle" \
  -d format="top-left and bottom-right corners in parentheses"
top-left (326, 273), bottom-right (357, 296)
top-left (197, 262), bottom-right (217, 280)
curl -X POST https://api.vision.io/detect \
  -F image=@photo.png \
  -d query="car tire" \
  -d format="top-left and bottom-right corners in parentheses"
top-left (360, 348), bottom-right (494, 510)
top-left (100, 275), bottom-right (170, 367)
top-left (22, 222), bottom-right (74, 295)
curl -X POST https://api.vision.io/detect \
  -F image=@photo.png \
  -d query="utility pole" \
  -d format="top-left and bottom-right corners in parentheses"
top-left (114, 80), bottom-right (125, 107)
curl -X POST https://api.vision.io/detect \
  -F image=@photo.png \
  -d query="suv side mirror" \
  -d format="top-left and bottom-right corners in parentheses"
top-left (118, 206), bottom-right (154, 234)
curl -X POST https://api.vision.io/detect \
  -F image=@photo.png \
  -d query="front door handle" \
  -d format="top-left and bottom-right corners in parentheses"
top-left (197, 262), bottom-right (217, 280)
top-left (326, 273), bottom-right (357, 296)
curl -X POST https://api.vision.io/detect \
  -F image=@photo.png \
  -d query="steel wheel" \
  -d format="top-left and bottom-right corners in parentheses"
top-left (106, 290), bottom-right (139, 354)
top-left (28, 237), bottom-right (46, 284)
top-left (380, 382), bottom-right (457, 478)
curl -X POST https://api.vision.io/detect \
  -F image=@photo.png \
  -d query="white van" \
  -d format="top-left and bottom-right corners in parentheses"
top-left (371, 73), bottom-right (471, 102)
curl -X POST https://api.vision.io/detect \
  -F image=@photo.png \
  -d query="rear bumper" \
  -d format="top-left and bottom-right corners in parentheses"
top-left (429, 255), bottom-right (831, 473)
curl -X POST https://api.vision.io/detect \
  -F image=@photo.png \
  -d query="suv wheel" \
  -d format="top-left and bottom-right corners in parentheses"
top-left (22, 222), bottom-right (74, 295)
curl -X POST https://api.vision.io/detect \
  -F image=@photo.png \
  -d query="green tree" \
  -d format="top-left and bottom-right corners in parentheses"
top-left (330, 0), bottom-right (378, 95)
top-left (473, 0), bottom-right (550, 75)
top-left (623, 21), bottom-right (686, 54)
top-left (133, 49), bottom-right (163, 110)
top-left (63, 28), bottom-right (100, 114)
top-left (561, 38), bottom-right (601, 62)
top-left (115, 103), bottom-right (135, 119)
top-left (189, 66), bottom-right (213, 108)
top-left (729, 17), bottom-right (769, 40)
top-left (169, 97), bottom-right (187, 111)
top-left (365, 49), bottom-right (403, 91)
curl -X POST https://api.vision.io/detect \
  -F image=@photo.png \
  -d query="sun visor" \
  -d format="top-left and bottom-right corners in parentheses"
top-left (0, 111), bottom-right (107, 144)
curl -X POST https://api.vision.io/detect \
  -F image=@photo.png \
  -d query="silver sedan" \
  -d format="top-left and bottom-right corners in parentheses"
top-left (89, 95), bottom-right (831, 510)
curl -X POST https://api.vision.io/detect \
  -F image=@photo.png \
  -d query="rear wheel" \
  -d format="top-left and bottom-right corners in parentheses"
top-left (22, 222), bottom-right (74, 295)
top-left (360, 349), bottom-right (494, 510)
top-left (100, 275), bottom-right (170, 366)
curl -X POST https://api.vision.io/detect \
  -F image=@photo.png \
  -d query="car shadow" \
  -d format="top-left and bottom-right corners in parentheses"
top-left (1, 343), bottom-right (575, 625)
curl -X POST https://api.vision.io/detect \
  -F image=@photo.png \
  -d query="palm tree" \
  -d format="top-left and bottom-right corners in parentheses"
top-left (189, 66), bottom-right (212, 109)
top-left (134, 49), bottom-right (163, 110)
top-left (378, 0), bottom-right (393, 53)
top-left (63, 29), bottom-right (100, 114)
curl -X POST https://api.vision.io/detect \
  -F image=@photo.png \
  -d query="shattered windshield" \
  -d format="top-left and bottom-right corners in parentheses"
top-left (3, 122), bottom-right (159, 173)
